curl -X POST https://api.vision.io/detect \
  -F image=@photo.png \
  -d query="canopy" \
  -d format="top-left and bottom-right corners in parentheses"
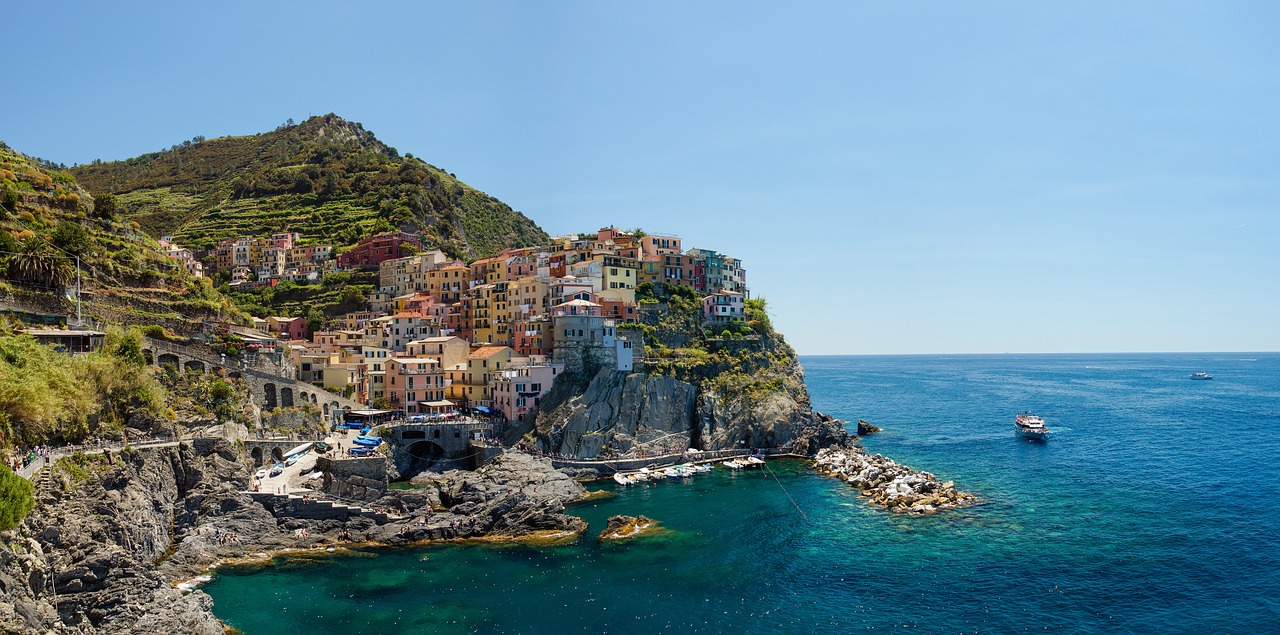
top-left (474, 406), bottom-right (493, 414)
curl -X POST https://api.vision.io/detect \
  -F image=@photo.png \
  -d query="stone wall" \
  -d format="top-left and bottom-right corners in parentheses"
top-left (317, 455), bottom-right (392, 501)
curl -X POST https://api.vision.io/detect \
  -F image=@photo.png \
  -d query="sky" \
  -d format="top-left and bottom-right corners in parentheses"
top-left (3, 1), bottom-right (1277, 354)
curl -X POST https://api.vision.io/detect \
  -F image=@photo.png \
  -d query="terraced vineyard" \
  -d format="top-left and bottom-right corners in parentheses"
top-left (72, 114), bottom-right (547, 258)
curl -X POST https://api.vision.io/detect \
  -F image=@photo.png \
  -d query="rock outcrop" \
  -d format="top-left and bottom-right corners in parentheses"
top-left (599, 515), bottom-right (659, 541)
top-left (813, 446), bottom-right (975, 514)
top-left (0, 443), bottom-right (589, 634)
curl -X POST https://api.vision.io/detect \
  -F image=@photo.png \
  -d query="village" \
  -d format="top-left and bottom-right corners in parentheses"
top-left (162, 226), bottom-right (749, 429)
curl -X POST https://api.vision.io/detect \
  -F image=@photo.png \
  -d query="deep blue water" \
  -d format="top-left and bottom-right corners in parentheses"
top-left (205, 353), bottom-right (1280, 633)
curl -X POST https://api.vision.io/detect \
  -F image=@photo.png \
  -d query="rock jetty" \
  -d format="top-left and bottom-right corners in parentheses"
top-left (813, 446), bottom-right (974, 514)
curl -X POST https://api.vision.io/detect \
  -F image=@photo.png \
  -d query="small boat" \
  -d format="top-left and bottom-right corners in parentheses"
top-left (255, 469), bottom-right (267, 479)
top-left (723, 459), bottom-right (744, 470)
top-left (745, 456), bottom-right (766, 467)
top-left (284, 454), bottom-right (300, 467)
top-left (613, 473), bottom-right (631, 487)
top-left (1190, 372), bottom-right (1213, 380)
top-left (268, 463), bottom-right (285, 477)
top-left (1015, 412), bottom-right (1049, 441)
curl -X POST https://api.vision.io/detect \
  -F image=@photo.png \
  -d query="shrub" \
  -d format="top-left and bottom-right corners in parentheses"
top-left (0, 465), bottom-right (35, 530)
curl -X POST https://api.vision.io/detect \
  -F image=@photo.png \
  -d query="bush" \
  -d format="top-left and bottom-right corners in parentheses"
top-left (0, 465), bottom-right (35, 530)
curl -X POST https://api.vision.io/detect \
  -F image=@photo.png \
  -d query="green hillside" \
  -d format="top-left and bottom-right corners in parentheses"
top-left (1, 143), bottom-right (234, 331)
top-left (70, 114), bottom-right (547, 259)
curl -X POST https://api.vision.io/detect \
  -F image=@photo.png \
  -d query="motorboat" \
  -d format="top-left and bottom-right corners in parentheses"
top-left (268, 463), bottom-right (285, 477)
top-left (744, 456), bottom-right (766, 467)
top-left (255, 469), bottom-right (267, 479)
top-left (1190, 372), bottom-right (1213, 380)
top-left (613, 473), bottom-right (631, 486)
top-left (723, 459), bottom-right (744, 470)
top-left (1015, 412), bottom-right (1050, 441)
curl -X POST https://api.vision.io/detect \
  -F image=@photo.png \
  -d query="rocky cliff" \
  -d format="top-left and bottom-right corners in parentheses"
top-left (0, 443), bottom-right (587, 633)
top-left (531, 294), bottom-right (848, 458)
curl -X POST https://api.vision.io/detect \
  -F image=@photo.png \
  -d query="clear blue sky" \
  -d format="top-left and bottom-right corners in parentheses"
top-left (4, 2), bottom-right (1277, 354)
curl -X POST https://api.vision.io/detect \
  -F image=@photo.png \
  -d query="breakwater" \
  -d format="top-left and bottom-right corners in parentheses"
top-left (812, 445), bottom-right (974, 513)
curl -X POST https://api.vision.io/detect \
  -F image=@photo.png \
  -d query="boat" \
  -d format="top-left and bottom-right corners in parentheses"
top-left (284, 454), bottom-right (300, 467)
top-left (613, 473), bottom-right (631, 486)
top-left (723, 459), bottom-right (744, 470)
top-left (268, 462), bottom-right (285, 477)
top-left (1190, 372), bottom-right (1213, 380)
top-left (744, 456), bottom-right (766, 467)
top-left (1014, 412), bottom-right (1049, 441)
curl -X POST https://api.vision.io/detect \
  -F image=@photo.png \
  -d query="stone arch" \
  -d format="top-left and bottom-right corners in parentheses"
top-left (184, 360), bottom-right (205, 374)
top-left (250, 447), bottom-right (264, 467)
top-left (270, 447), bottom-right (284, 462)
top-left (281, 387), bottom-right (294, 408)
top-left (404, 440), bottom-right (447, 472)
top-left (263, 383), bottom-right (278, 410)
top-left (158, 353), bottom-right (180, 369)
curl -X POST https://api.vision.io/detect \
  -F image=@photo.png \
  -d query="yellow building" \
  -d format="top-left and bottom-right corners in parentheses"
top-left (459, 345), bottom-right (520, 408)
top-left (595, 254), bottom-right (639, 304)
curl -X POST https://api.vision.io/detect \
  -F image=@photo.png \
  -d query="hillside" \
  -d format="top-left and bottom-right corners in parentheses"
top-left (70, 114), bottom-right (548, 259)
top-left (0, 143), bottom-right (233, 331)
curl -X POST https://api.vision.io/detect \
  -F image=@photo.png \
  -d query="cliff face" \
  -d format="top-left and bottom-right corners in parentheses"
top-left (0, 444), bottom-right (244, 634)
top-left (0, 442), bottom-right (591, 634)
top-left (532, 316), bottom-right (848, 458)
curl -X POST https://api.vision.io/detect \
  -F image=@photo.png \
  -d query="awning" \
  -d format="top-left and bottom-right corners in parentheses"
top-left (474, 406), bottom-right (492, 414)
top-left (419, 400), bottom-right (455, 408)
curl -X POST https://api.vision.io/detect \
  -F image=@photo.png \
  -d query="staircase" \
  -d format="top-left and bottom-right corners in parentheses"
top-left (245, 491), bottom-right (396, 524)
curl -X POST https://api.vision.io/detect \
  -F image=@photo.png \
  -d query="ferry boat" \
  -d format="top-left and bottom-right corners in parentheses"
top-left (1190, 372), bottom-right (1213, 380)
top-left (1014, 412), bottom-right (1049, 441)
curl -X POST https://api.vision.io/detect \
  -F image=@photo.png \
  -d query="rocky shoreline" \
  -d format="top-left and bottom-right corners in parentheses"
top-left (0, 443), bottom-right (589, 634)
top-left (813, 446), bottom-right (975, 514)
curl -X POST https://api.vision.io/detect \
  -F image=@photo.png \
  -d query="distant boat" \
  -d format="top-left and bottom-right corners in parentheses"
top-left (1015, 412), bottom-right (1050, 441)
top-left (1190, 372), bottom-right (1213, 380)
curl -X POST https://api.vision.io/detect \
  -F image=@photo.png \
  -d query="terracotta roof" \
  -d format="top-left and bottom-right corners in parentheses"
top-left (468, 345), bottom-right (513, 359)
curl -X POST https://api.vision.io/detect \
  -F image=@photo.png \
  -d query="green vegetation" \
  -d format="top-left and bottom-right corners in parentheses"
top-left (0, 324), bottom-right (168, 449)
top-left (70, 114), bottom-right (548, 259)
top-left (0, 465), bottom-right (34, 530)
top-left (1, 143), bottom-right (243, 330)
top-left (222, 270), bottom-right (377, 322)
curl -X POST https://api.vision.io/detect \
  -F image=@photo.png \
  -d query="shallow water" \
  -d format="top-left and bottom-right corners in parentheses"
top-left (205, 353), bottom-right (1280, 633)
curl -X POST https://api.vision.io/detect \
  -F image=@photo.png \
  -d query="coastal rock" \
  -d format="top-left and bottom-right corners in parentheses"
top-left (813, 446), bottom-right (974, 514)
top-left (599, 515), bottom-right (659, 541)
top-left (857, 419), bottom-right (881, 435)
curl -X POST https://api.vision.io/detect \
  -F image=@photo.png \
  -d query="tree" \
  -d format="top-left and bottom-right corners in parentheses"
top-left (51, 220), bottom-right (92, 257)
top-left (4, 237), bottom-right (74, 289)
top-left (0, 465), bottom-right (35, 531)
top-left (93, 192), bottom-right (118, 220)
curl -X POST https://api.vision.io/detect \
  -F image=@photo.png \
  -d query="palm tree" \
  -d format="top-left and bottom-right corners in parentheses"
top-left (4, 237), bottom-right (74, 289)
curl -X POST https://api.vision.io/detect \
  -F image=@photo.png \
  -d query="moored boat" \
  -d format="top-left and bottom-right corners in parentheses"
top-left (613, 473), bottom-right (631, 486)
top-left (723, 459), bottom-right (744, 470)
top-left (1014, 412), bottom-right (1049, 441)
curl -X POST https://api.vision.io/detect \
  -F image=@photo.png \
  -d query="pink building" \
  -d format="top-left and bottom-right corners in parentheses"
top-left (267, 316), bottom-right (308, 341)
top-left (702, 290), bottom-right (745, 324)
top-left (490, 361), bottom-right (564, 425)
top-left (385, 357), bottom-right (451, 415)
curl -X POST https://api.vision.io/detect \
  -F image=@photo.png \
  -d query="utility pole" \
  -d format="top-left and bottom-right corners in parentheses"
top-left (75, 255), bottom-right (81, 327)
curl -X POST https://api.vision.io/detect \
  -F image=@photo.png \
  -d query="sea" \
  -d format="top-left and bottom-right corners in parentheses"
top-left (204, 353), bottom-right (1280, 634)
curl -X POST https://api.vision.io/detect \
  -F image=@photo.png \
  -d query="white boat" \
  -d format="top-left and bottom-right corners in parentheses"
top-left (613, 473), bottom-right (631, 486)
top-left (1015, 412), bottom-right (1050, 441)
top-left (1190, 372), bottom-right (1213, 380)
top-left (723, 459), bottom-right (744, 470)
top-left (745, 456), bottom-right (766, 467)
top-left (255, 469), bottom-right (267, 479)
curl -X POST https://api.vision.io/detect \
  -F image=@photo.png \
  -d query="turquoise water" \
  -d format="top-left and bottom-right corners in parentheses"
top-left (205, 353), bottom-right (1280, 633)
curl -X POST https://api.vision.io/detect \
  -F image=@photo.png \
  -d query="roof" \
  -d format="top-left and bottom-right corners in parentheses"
top-left (468, 345), bottom-right (513, 359)
top-left (390, 357), bottom-right (440, 365)
top-left (553, 299), bottom-right (601, 308)
top-left (420, 336), bottom-right (461, 343)
top-left (21, 328), bottom-right (106, 337)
